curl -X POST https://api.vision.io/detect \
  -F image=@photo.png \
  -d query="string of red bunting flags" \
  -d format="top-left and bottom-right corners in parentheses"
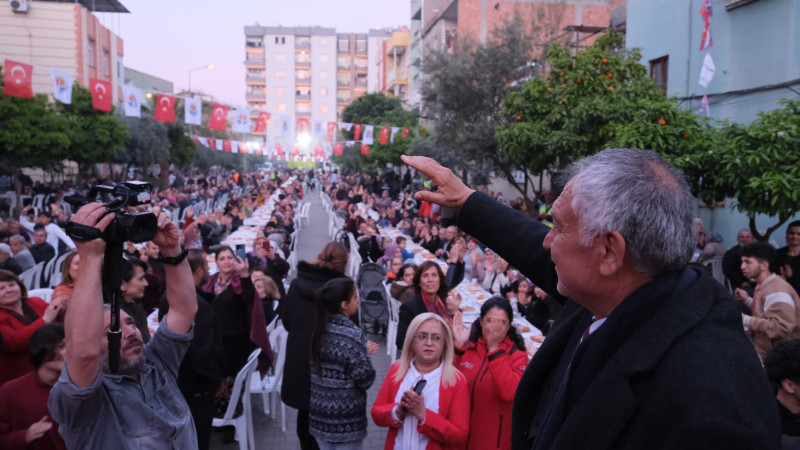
top-left (2, 58), bottom-right (416, 147)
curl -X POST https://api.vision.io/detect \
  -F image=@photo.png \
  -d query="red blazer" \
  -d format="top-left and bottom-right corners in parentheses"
top-left (454, 336), bottom-right (528, 449)
top-left (0, 297), bottom-right (47, 386)
top-left (372, 361), bottom-right (470, 450)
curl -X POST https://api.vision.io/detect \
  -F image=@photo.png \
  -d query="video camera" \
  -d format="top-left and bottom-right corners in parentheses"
top-left (65, 181), bottom-right (157, 243)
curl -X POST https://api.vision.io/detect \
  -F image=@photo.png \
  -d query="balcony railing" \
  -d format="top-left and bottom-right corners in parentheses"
top-left (246, 75), bottom-right (266, 84)
top-left (295, 94), bottom-right (311, 100)
top-left (244, 58), bottom-right (265, 66)
top-left (337, 80), bottom-right (350, 86)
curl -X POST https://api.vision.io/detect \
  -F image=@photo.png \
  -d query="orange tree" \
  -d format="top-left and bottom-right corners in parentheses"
top-left (497, 31), bottom-right (720, 197)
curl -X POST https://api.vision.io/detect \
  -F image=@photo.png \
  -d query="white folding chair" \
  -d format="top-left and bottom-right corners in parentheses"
top-left (297, 202), bottom-right (311, 228)
top-left (18, 262), bottom-right (45, 290)
top-left (212, 348), bottom-right (260, 450)
top-left (28, 288), bottom-right (54, 303)
top-left (386, 297), bottom-right (401, 361)
top-left (254, 325), bottom-right (288, 431)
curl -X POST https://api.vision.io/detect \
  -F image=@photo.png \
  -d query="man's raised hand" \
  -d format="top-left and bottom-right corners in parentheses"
top-left (401, 155), bottom-right (475, 209)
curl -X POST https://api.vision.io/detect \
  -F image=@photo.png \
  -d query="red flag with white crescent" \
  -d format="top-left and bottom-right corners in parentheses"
top-left (380, 126), bottom-right (390, 145)
top-left (89, 78), bottom-right (112, 112)
top-left (223, 140), bottom-right (232, 152)
top-left (209, 104), bottom-right (229, 130)
top-left (326, 122), bottom-right (336, 141)
top-left (334, 142), bottom-right (343, 156)
top-left (402, 127), bottom-right (410, 138)
top-left (209, 139), bottom-right (217, 150)
top-left (255, 112), bottom-right (271, 133)
top-left (3, 59), bottom-right (33, 98)
top-left (361, 143), bottom-right (370, 155)
top-left (354, 124), bottom-right (363, 141)
top-left (153, 94), bottom-right (176, 123)
top-left (297, 118), bottom-right (310, 136)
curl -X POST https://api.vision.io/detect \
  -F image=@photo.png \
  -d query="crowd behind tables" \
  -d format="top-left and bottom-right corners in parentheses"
top-left (0, 160), bottom-right (799, 448)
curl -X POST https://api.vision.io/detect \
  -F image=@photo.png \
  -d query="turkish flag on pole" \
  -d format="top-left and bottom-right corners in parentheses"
top-left (153, 94), bottom-right (176, 123)
top-left (354, 124), bottom-right (362, 141)
top-left (326, 122), bottom-right (336, 141)
top-left (3, 59), bottom-right (34, 98)
top-left (209, 104), bottom-right (229, 130)
top-left (89, 78), bottom-right (112, 112)
top-left (334, 142), bottom-right (344, 156)
top-left (361, 143), bottom-right (370, 155)
top-left (380, 126), bottom-right (390, 145)
top-left (402, 127), bottom-right (410, 138)
top-left (255, 112), bottom-right (271, 133)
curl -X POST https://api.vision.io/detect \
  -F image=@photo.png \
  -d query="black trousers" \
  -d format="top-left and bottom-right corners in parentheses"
top-left (296, 409), bottom-right (320, 450)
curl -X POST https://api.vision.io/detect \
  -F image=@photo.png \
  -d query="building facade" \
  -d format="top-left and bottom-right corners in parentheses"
top-left (380, 28), bottom-right (411, 102)
top-left (0, 0), bottom-right (127, 103)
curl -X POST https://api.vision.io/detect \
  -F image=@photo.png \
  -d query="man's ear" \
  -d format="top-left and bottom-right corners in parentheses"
top-left (597, 231), bottom-right (627, 277)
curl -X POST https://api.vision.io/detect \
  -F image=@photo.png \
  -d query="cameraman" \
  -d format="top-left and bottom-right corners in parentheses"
top-left (47, 203), bottom-right (198, 448)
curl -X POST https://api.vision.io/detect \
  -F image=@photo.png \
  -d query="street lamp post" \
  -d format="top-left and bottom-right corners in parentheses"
top-left (188, 64), bottom-right (214, 97)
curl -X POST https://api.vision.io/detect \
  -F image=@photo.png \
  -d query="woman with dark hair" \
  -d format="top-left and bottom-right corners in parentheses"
top-left (390, 263), bottom-right (417, 303)
top-left (309, 278), bottom-right (378, 449)
top-left (395, 260), bottom-right (464, 349)
top-left (0, 270), bottom-right (63, 386)
top-left (280, 242), bottom-right (349, 450)
top-left (451, 297), bottom-right (528, 449)
top-left (201, 246), bottom-right (254, 378)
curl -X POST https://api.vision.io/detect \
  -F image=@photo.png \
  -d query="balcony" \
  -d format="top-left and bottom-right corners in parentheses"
top-left (296, 111), bottom-right (311, 117)
top-left (337, 64), bottom-right (351, 71)
top-left (296, 39), bottom-right (311, 50)
top-left (337, 79), bottom-right (350, 87)
top-left (244, 59), bottom-right (265, 67)
top-left (246, 88), bottom-right (266, 96)
top-left (295, 94), bottom-right (311, 100)
top-left (355, 78), bottom-right (367, 87)
top-left (295, 76), bottom-right (311, 83)
top-left (387, 68), bottom-right (408, 88)
top-left (246, 75), bottom-right (266, 84)
top-left (246, 97), bottom-right (265, 104)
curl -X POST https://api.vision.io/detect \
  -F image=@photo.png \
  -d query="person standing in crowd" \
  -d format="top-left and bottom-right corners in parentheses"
top-left (29, 226), bottom-right (55, 265)
top-left (309, 278), bottom-right (378, 450)
top-left (764, 339), bottom-right (800, 449)
top-left (281, 242), bottom-right (349, 450)
top-left (452, 297), bottom-right (528, 450)
top-left (48, 203), bottom-right (199, 448)
top-left (0, 270), bottom-right (64, 386)
top-left (404, 150), bottom-right (780, 449)
top-left (372, 313), bottom-right (469, 449)
top-left (777, 221), bottom-right (800, 295)
top-left (159, 249), bottom-right (223, 450)
top-left (119, 258), bottom-right (151, 344)
top-left (202, 246), bottom-right (255, 378)
top-left (723, 228), bottom-right (756, 292)
top-left (735, 242), bottom-right (800, 359)
top-left (0, 324), bottom-right (67, 450)
top-left (247, 235), bottom-right (290, 298)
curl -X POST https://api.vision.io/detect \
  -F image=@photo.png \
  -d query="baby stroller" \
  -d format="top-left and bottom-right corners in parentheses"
top-left (357, 263), bottom-right (390, 337)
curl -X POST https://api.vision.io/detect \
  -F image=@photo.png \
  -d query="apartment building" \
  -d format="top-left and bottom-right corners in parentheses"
top-left (0, 0), bottom-right (127, 102)
top-left (380, 28), bottom-right (410, 102)
top-left (243, 26), bottom-right (337, 150)
top-left (334, 32), bottom-right (371, 116)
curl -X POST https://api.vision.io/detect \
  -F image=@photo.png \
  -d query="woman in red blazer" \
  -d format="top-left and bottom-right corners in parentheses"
top-left (372, 312), bottom-right (469, 450)
top-left (452, 297), bottom-right (529, 449)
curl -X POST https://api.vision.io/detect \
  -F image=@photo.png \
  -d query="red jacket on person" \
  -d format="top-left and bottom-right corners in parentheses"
top-left (372, 361), bottom-right (470, 450)
top-left (0, 297), bottom-right (48, 386)
top-left (454, 336), bottom-right (528, 450)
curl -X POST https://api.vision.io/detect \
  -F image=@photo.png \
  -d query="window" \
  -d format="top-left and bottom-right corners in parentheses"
top-left (296, 36), bottom-right (311, 47)
top-left (320, 104), bottom-right (329, 112)
top-left (319, 55), bottom-right (328, 63)
top-left (355, 57), bottom-right (367, 69)
top-left (337, 56), bottom-right (351, 69)
top-left (338, 39), bottom-right (349, 52)
top-left (275, 87), bottom-right (286, 95)
top-left (276, 53), bottom-right (286, 61)
top-left (338, 89), bottom-right (352, 101)
top-left (275, 70), bottom-right (286, 78)
top-left (117, 56), bottom-right (123, 79)
top-left (296, 69), bottom-right (310, 80)
top-left (296, 102), bottom-right (311, 113)
top-left (88, 39), bottom-right (95, 67)
top-left (355, 39), bottom-right (367, 53)
top-left (320, 71), bottom-right (328, 79)
top-left (102, 50), bottom-right (110, 76)
top-left (277, 103), bottom-right (286, 111)
top-left (296, 52), bottom-right (311, 64)
top-left (319, 87), bottom-right (328, 96)
top-left (649, 56), bottom-right (669, 94)
top-left (247, 50), bottom-right (264, 61)
top-left (296, 86), bottom-right (311, 96)
top-left (337, 73), bottom-right (351, 85)
top-left (274, 36), bottom-right (286, 44)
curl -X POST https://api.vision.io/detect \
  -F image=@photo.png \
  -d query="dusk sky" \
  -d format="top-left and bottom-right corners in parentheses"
top-left (106, 0), bottom-right (410, 106)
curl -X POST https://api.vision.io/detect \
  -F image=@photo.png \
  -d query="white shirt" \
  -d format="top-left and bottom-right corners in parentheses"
top-left (392, 361), bottom-right (443, 450)
top-left (19, 216), bottom-right (75, 256)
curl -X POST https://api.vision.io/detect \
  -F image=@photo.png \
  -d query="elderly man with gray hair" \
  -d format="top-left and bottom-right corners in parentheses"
top-left (404, 148), bottom-right (780, 450)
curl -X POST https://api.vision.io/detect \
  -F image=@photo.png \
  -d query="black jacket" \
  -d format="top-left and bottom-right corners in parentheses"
top-left (458, 192), bottom-right (781, 450)
top-left (247, 253), bottom-right (290, 298)
top-left (279, 261), bottom-right (345, 410)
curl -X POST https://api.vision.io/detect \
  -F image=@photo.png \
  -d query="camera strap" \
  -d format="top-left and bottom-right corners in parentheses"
top-left (65, 221), bottom-right (104, 242)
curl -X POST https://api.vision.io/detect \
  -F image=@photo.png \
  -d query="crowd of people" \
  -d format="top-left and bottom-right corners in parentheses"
top-left (1, 148), bottom-right (800, 450)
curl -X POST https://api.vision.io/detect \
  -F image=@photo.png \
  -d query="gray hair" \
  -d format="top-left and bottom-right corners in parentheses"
top-left (562, 148), bottom-right (695, 277)
top-left (9, 234), bottom-right (26, 245)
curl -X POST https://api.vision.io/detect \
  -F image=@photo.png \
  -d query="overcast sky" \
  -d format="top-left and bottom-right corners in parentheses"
top-left (104, 0), bottom-right (410, 106)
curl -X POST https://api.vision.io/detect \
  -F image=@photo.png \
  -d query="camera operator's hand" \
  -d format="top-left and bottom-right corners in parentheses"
top-left (150, 206), bottom-right (181, 256)
top-left (70, 203), bottom-right (115, 257)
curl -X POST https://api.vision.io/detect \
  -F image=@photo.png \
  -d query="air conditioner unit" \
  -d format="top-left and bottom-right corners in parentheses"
top-left (10, 0), bottom-right (29, 13)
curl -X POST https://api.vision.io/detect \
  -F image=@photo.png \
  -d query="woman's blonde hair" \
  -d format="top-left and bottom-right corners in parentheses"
top-left (394, 313), bottom-right (460, 388)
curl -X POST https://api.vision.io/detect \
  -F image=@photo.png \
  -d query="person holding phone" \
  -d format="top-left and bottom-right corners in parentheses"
top-left (372, 313), bottom-right (469, 450)
top-left (247, 235), bottom-right (290, 299)
top-left (201, 246), bottom-right (254, 378)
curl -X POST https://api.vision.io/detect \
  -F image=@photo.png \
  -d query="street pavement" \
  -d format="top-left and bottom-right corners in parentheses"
top-left (210, 188), bottom-right (392, 449)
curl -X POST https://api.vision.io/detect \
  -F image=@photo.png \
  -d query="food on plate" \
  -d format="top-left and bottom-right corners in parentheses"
top-left (522, 326), bottom-right (530, 332)
top-left (476, 294), bottom-right (486, 300)
top-left (530, 335), bottom-right (545, 343)
top-left (460, 306), bottom-right (475, 312)
top-left (422, 253), bottom-right (436, 259)
top-left (412, 248), bottom-right (423, 253)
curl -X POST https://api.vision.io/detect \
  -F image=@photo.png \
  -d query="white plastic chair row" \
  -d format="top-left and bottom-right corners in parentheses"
top-left (386, 287), bottom-right (401, 362)
top-left (212, 348), bottom-right (261, 450)
top-left (250, 322), bottom-right (288, 432)
top-left (28, 288), bottom-right (54, 303)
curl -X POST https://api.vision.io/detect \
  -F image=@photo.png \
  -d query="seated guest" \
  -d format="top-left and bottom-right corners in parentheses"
top-left (0, 270), bottom-right (64, 386)
top-left (247, 235), bottom-right (290, 299)
top-left (452, 297), bottom-right (528, 450)
top-left (251, 268), bottom-right (281, 327)
top-left (420, 224), bottom-right (444, 254)
top-left (390, 264), bottom-right (418, 303)
top-left (29, 226), bottom-right (55, 265)
top-left (0, 324), bottom-right (67, 449)
top-left (469, 250), bottom-right (486, 284)
top-left (698, 231), bottom-right (726, 264)
top-left (8, 235), bottom-right (35, 272)
top-left (764, 339), bottom-right (800, 448)
top-left (386, 256), bottom-right (404, 282)
top-left (0, 244), bottom-right (23, 276)
top-left (377, 242), bottom-right (400, 268)
top-left (396, 236), bottom-right (414, 262)
top-left (484, 256), bottom-right (511, 296)
top-left (51, 251), bottom-right (80, 323)
top-left (372, 313), bottom-right (469, 449)
top-left (119, 259), bottom-right (151, 344)
top-left (182, 223), bottom-right (203, 250)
